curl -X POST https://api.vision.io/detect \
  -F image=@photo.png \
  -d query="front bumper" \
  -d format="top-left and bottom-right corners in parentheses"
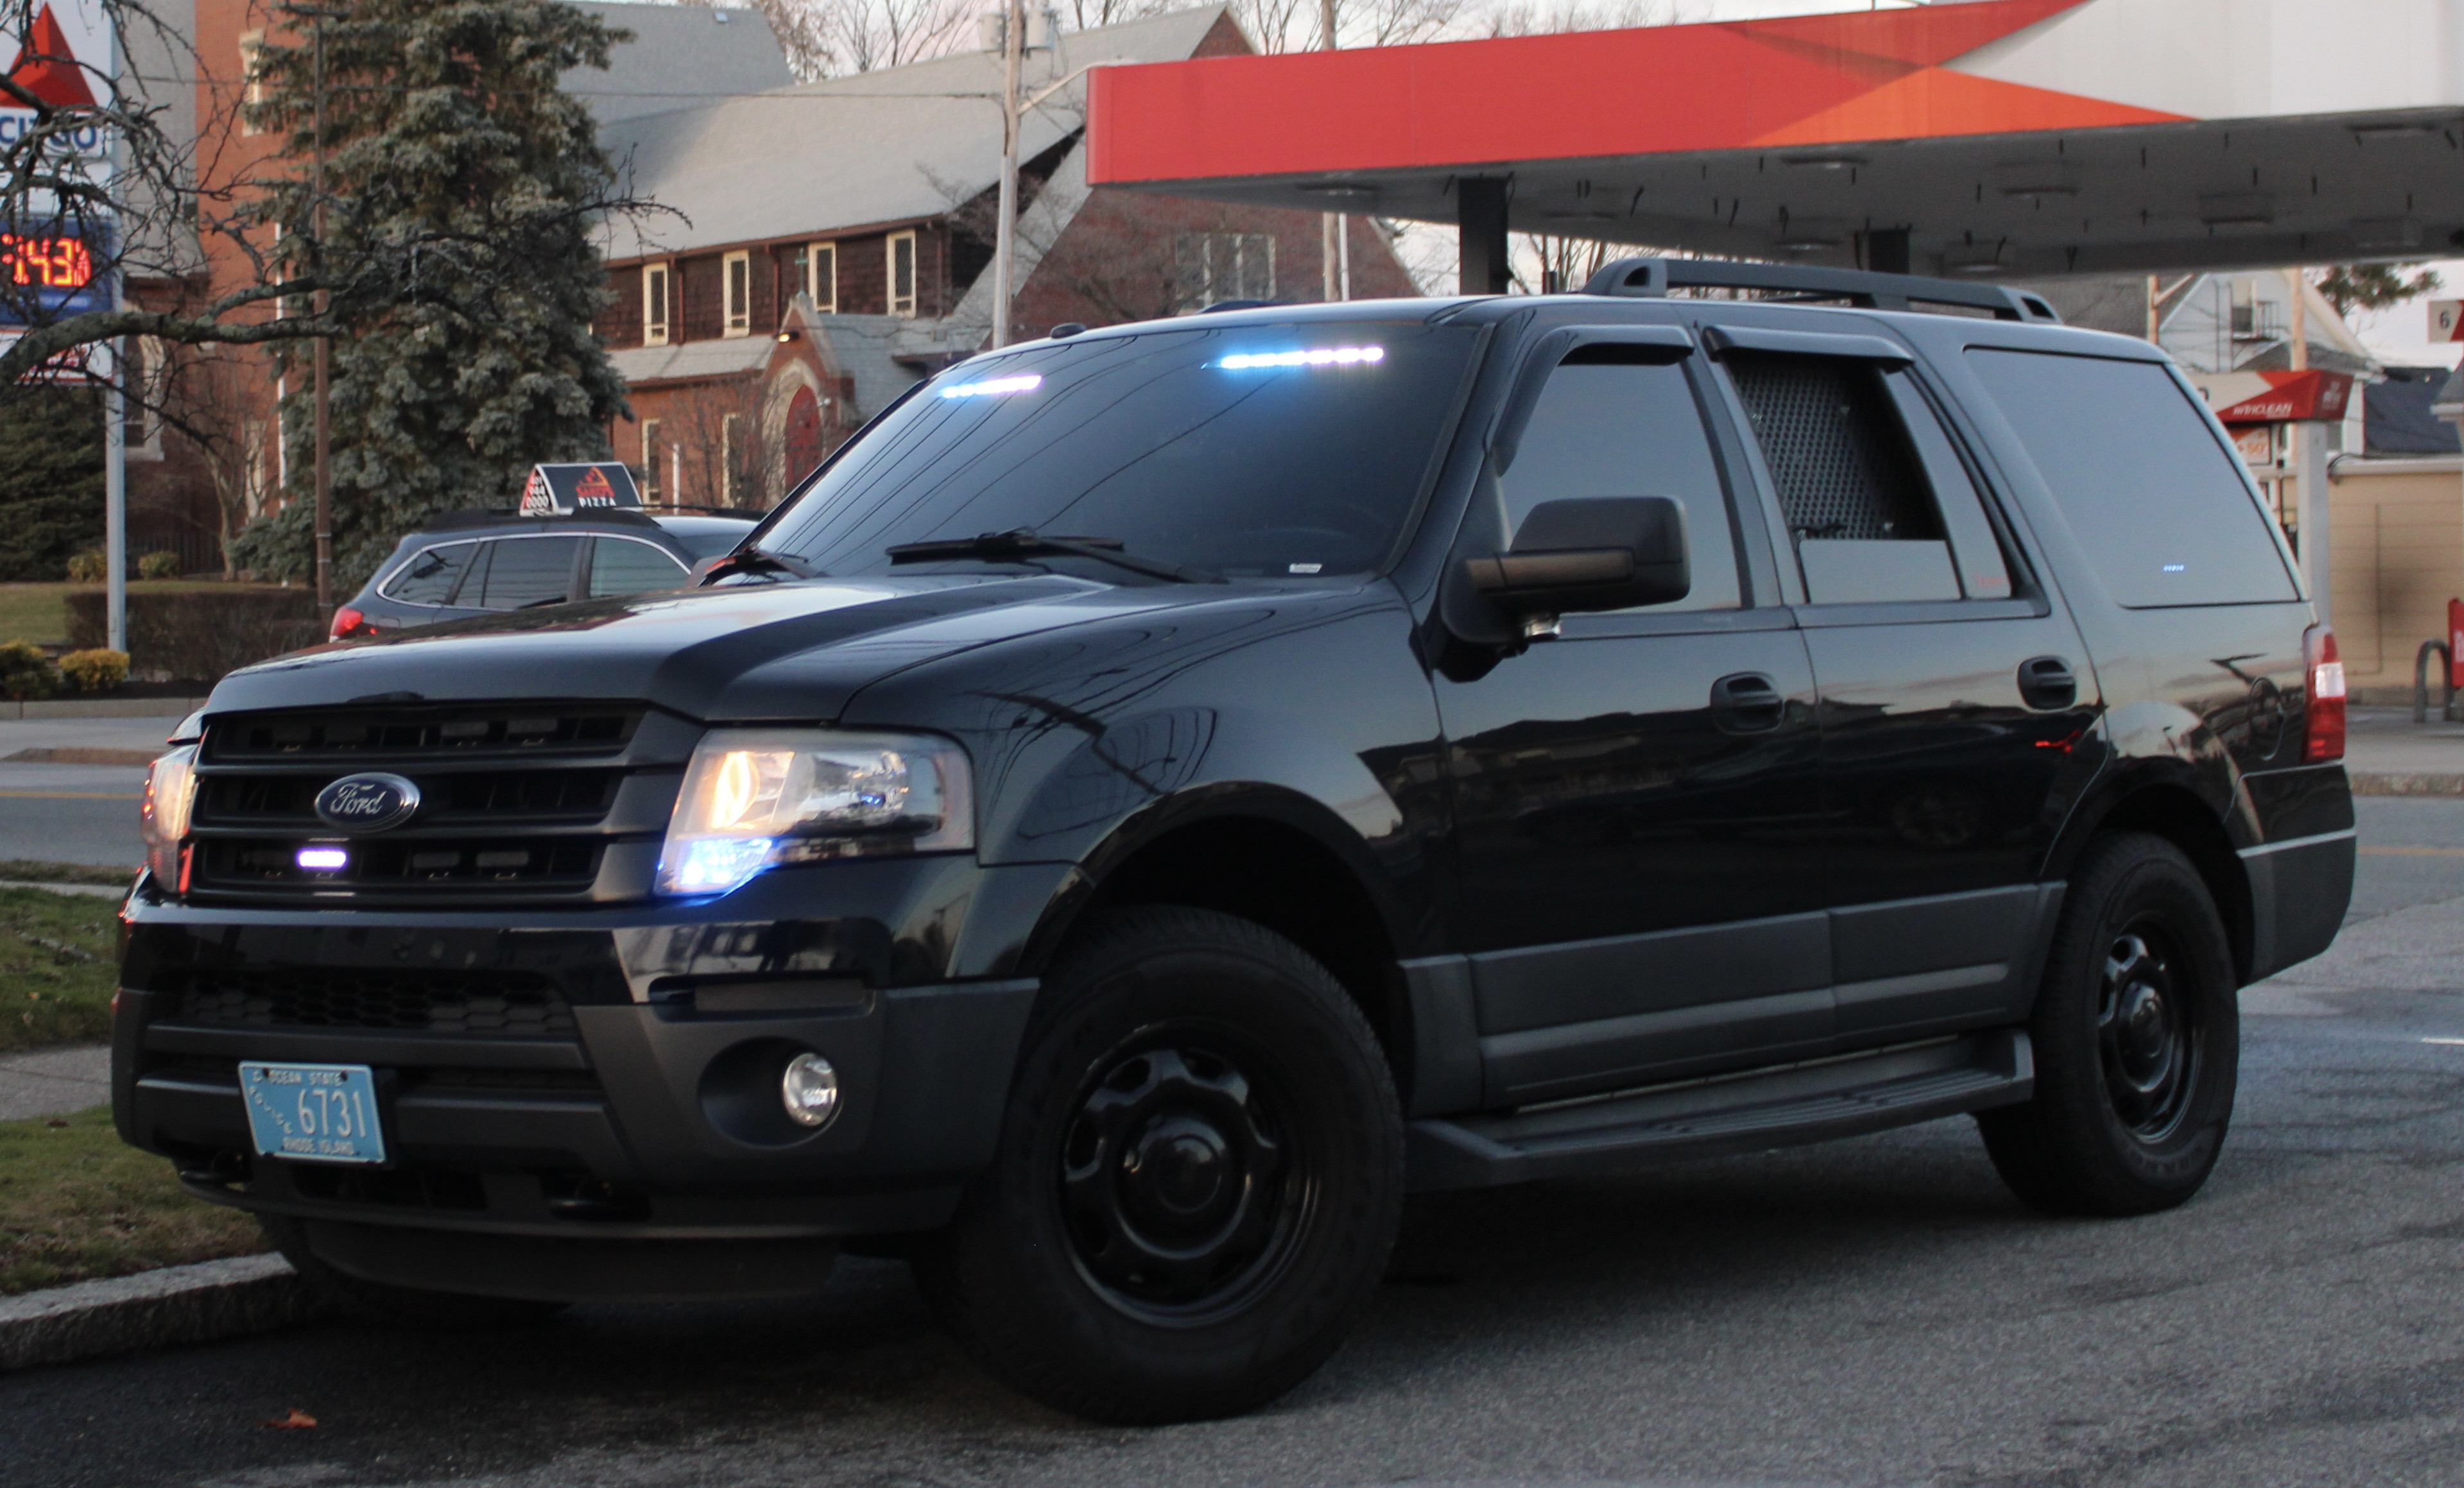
top-left (114, 856), bottom-right (1063, 1244)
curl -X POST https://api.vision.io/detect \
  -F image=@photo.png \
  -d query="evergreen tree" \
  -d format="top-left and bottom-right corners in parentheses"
top-left (2316, 262), bottom-right (2444, 321)
top-left (233, 1), bottom-right (632, 586)
top-left (0, 387), bottom-right (103, 582)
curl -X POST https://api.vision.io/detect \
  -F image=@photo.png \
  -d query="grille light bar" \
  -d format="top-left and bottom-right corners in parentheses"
top-left (1218, 346), bottom-right (1384, 370)
top-left (295, 846), bottom-right (349, 872)
top-left (939, 373), bottom-right (1043, 399)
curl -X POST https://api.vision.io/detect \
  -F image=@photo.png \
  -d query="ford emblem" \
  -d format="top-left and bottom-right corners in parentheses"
top-left (313, 773), bottom-right (422, 833)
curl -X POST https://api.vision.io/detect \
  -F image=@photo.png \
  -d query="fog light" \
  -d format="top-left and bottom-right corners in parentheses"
top-left (780, 1052), bottom-right (839, 1129)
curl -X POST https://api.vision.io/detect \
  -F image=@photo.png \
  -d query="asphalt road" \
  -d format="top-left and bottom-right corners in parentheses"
top-left (7, 803), bottom-right (2464, 1487)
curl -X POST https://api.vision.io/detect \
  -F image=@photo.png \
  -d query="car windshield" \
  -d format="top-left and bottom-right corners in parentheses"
top-left (752, 319), bottom-right (1481, 580)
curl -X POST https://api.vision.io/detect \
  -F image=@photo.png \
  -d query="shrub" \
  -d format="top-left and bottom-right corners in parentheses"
top-left (64, 550), bottom-right (104, 582)
top-left (56, 648), bottom-right (128, 693)
top-left (64, 587), bottom-right (322, 684)
top-left (0, 640), bottom-right (55, 699)
top-left (136, 551), bottom-right (181, 581)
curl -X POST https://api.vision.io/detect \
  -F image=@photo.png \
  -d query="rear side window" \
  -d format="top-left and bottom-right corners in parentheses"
top-left (1721, 352), bottom-right (2008, 604)
top-left (1497, 354), bottom-right (1740, 613)
top-left (379, 542), bottom-right (478, 606)
top-left (588, 537), bottom-right (689, 598)
top-left (1965, 350), bottom-right (2296, 607)
top-left (469, 536), bottom-right (582, 611)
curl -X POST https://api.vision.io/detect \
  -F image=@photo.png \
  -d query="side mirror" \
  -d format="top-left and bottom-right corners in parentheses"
top-left (1462, 497), bottom-right (1690, 617)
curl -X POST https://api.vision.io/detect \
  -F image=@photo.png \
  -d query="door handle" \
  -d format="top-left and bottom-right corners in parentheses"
top-left (2018, 655), bottom-right (2078, 712)
top-left (1710, 672), bottom-right (1785, 733)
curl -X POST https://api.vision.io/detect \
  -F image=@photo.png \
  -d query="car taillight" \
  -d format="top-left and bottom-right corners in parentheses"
top-left (330, 605), bottom-right (370, 640)
top-left (2304, 624), bottom-right (2345, 764)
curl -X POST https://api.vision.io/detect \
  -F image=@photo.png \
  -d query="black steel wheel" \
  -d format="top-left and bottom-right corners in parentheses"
top-left (1060, 1038), bottom-right (1311, 1325)
top-left (1980, 832), bottom-right (2240, 1217)
top-left (915, 906), bottom-right (1402, 1424)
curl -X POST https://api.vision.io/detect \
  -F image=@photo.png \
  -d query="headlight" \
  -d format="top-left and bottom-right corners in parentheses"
top-left (655, 729), bottom-right (973, 896)
top-left (139, 746), bottom-right (198, 887)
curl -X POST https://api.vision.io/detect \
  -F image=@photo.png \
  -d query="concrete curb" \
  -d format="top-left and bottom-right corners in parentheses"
top-left (0, 1254), bottom-right (328, 1371)
top-left (2350, 772), bottom-right (2464, 798)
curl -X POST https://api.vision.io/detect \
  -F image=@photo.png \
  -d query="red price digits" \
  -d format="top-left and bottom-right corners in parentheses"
top-left (0, 234), bottom-right (94, 289)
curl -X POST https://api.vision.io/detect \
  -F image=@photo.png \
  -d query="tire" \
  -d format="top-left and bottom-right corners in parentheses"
top-left (259, 1214), bottom-right (569, 1331)
top-left (913, 906), bottom-right (1404, 1424)
top-left (1978, 832), bottom-right (2240, 1217)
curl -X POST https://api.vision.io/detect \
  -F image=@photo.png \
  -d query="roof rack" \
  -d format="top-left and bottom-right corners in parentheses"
top-left (1580, 257), bottom-right (2061, 324)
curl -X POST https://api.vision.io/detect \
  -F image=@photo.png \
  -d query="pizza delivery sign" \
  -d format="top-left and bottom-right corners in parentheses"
top-left (521, 463), bottom-right (644, 514)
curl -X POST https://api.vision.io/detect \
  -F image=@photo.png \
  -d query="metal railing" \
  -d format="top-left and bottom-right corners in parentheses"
top-left (2416, 640), bottom-right (2456, 723)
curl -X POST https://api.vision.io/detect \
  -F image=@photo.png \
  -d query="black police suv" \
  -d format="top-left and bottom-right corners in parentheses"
top-left (116, 261), bottom-right (2353, 1424)
top-left (329, 508), bottom-right (759, 640)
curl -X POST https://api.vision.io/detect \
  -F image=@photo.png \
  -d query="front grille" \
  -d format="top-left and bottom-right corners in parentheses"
top-left (181, 703), bottom-right (680, 905)
top-left (194, 836), bottom-right (603, 893)
top-left (291, 1163), bottom-right (488, 1211)
top-left (172, 968), bottom-right (577, 1036)
top-left (194, 769), bottom-right (619, 828)
top-left (207, 706), bottom-right (639, 762)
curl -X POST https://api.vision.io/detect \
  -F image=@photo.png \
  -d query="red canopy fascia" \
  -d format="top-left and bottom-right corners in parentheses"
top-left (1087, 0), bottom-right (2181, 189)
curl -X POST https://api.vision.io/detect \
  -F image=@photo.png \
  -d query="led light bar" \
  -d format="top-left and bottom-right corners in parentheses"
top-left (1218, 346), bottom-right (1385, 370)
top-left (939, 373), bottom-right (1043, 399)
top-left (296, 846), bottom-right (349, 872)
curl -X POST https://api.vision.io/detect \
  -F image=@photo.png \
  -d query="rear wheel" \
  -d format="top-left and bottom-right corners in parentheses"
top-left (1979, 832), bottom-right (2240, 1216)
top-left (915, 907), bottom-right (1403, 1424)
top-left (260, 1214), bottom-right (569, 1331)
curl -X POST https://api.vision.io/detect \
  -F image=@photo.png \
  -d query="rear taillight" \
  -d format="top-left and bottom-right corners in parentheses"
top-left (2304, 624), bottom-right (2345, 764)
top-left (330, 605), bottom-right (370, 640)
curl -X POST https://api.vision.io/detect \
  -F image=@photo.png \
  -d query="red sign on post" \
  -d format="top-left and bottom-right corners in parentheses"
top-left (2449, 597), bottom-right (2463, 691)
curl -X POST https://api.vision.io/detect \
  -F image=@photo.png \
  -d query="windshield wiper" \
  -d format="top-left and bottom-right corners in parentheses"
top-left (887, 529), bottom-right (1223, 585)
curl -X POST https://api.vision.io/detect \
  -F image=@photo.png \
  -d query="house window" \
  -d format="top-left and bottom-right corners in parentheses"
top-left (886, 232), bottom-right (917, 317)
top-left (809, 242), bottom-right (837, 313)
top-left (723, 251), bottom-right (752, 337)
top-left (639, 419), bottom-right (661, 501)
top-left (1176, 232), bottom-right (1276, 309)
top-left (642, 262), bottom-right (670, 346)
top-left (239, 31), bottom-right (268, 133)
top-left (721, 413), bottom-right (745, 504)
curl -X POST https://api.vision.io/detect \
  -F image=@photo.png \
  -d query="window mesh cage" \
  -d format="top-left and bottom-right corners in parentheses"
top-left (1725, 354), bottom-right (1940, 542)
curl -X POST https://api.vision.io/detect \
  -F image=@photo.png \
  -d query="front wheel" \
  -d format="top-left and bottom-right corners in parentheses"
top-left (914, 907), bottom-right (1404, 1424)
top-left (1979, 832), bottom-right (2240, 1216)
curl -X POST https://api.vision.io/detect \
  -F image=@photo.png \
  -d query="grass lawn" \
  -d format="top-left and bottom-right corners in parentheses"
top-left (0, 579), bottom-right (273, 646)
top-left (0, 1106), bottom-right (265, 1295)
top-left (0, 885), bottom-right (121, 1053)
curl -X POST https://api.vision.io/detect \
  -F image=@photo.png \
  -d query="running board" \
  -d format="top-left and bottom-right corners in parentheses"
top-left (1406, 1030), bottom-right (2033, 1192)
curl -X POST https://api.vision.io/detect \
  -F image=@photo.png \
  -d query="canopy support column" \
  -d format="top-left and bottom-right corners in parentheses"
top-left (1458, 176), bottom-right (1510, 296)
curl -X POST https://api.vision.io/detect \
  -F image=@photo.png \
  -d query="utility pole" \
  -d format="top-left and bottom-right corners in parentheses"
top-left (990, 0), bottom-right (1025, 348)
top-left (1320, 0), bottom-right (1340, 303)
top-left (310, 8), bottom-right (332, 618)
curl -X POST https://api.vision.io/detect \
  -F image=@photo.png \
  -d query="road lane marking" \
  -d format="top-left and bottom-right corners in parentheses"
top-left (0, 790), bottom-right (141, 800)
top-left (2423, 1038), bottom-right (2464, 1046)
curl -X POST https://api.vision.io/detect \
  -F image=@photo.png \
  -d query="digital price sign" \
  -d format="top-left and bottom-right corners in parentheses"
top-left (0, 228), bottom-right (110, 323)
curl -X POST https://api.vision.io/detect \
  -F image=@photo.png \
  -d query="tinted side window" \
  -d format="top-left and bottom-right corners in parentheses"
top-left (379, 542), bottom-right (478, 606)
top-left (1724, 351), bottom-right (1965, 605)
top-left (1496, 355), bottom-right (1740, 612)
top-left (471, 536), bottom-right (582, 610)
top-left (588, 537), bottom-right (689, 598)
top-left (1965, 350), bottom-right (2297, 607)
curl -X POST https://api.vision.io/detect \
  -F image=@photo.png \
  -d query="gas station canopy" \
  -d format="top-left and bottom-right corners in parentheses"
top-left (1087, 0), bottom-right (2464, 285)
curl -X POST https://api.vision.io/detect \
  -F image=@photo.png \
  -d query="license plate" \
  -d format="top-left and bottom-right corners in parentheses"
top-left (237, 1062), bottom-right (389, 1165)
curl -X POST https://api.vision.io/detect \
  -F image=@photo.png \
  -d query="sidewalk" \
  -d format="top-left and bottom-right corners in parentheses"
top-left (0, 1045), bottom-right (110, 1121)
top-left (2345, 708), bottom-right (2464, 796)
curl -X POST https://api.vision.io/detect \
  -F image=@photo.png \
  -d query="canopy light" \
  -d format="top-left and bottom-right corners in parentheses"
top-left (940, 373), bottom-right (1043, 399)
top-left (1217, 346), bottom-right (1385, 370)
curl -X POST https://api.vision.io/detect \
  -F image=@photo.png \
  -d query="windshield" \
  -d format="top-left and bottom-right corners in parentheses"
top-left (752, 320), bottom-right (1480, 580)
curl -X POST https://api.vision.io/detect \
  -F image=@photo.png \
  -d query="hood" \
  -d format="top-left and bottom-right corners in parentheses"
top-left (206, 574), bottom-right (1186, 721)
